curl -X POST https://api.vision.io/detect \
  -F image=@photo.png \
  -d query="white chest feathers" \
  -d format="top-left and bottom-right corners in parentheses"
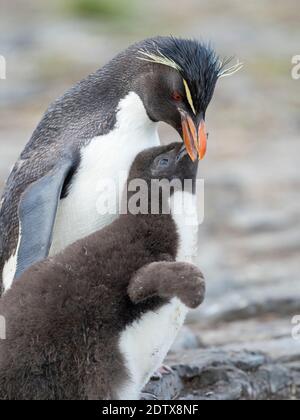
top-left (118, 191), bottom-right (199, 400)
top-left (50, 92), bottom-right (159, 255)
top-left (170, 190), bottom-right (199, 263)
top-left (118, 298), bottom-right (189, 400)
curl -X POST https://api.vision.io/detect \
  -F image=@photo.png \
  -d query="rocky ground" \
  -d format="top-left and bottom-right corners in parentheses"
top-left (0, 0), bottom-right (299, 400)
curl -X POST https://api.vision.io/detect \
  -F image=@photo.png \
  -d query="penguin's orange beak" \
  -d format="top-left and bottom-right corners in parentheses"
top-left (180, 113), bottom-right (207, 162)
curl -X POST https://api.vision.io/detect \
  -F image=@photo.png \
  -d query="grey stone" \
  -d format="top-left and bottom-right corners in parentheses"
top-left (144, 349), bottom-right (300, 400)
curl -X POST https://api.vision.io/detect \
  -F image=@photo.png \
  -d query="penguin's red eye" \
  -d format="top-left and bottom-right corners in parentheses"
top-left (172, 91), bottom-right (182, 102)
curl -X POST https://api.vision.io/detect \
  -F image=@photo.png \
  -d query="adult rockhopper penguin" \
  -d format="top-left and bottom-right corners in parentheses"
top-left (0, 143), bottom-right (205, 400)
top-left (0, 36), bottom-right (241, 292)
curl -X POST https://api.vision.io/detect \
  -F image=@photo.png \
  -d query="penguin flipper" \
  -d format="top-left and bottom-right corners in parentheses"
top-left (128, 261), bottom-right (205, 309)
top-left (14, 156), bottom-right (74, 281)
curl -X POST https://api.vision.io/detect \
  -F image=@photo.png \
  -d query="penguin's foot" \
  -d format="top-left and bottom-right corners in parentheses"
top-left (151, 365), bottom-right (174, 381)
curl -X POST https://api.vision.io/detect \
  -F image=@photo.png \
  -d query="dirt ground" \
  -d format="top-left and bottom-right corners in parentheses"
top-left (0, 0), bottom-right (299, 399)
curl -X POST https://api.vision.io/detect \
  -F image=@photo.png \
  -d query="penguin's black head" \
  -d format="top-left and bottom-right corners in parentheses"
top-left (124, 142), bottom-right (198, 215)
top-left (128, 142), bottom-right (198, 190)
top-left (132, 37), bottom-right (225, 161)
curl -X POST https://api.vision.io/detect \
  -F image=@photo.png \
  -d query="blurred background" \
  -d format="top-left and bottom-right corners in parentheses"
top-left (0, 0), bottom-right (299, 397)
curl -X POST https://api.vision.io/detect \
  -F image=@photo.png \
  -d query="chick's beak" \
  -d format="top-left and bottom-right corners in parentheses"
top-left (180, 112), bottom-right (207, 162)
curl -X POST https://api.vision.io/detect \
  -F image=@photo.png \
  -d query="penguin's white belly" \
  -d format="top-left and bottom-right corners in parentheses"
top-left (50, 92), bottom-right (160, 256)
top-left (118, 298), bottom-right (188, 400)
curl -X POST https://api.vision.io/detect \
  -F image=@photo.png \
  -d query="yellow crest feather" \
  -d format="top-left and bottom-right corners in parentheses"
top-left (183, 79), bottom-right (196, 115)
top-left (218, 59), bottom-right (244, 78)
top-left (138, 50), bottom-right (181, 72)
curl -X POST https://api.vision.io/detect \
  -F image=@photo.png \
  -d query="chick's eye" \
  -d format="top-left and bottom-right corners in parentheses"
top-left (172, 91), bottom-right (182, 102)
top-left (159, 158), bottom-right (170, 167)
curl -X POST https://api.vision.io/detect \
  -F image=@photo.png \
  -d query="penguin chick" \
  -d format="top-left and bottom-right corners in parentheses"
top-left (0, 143), bottom-right (205, 400)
